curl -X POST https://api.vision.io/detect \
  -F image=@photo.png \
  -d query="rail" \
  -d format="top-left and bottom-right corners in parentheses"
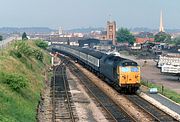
top-left (126, 95), bottom-right (178, 122)
top-left (57, 55), bottom-right (178, 122)
top-left (52, 60), bottom-right (76, 122)
top-left (68, 60), bottom-right (136, 122)
top-left (62, 62), bottom-right (75, 122)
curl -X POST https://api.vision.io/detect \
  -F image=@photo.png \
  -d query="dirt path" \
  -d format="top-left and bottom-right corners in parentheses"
top-left (66, 68), bottom-right (109, 122)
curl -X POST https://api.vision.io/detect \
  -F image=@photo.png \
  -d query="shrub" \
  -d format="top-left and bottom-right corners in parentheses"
top-left (14, 41), bottom-right (33, 57)
top-left (35, 40), bottom-right (48, 49)
top-left (0, 72), bottom-right (28, 92)
top-left (10, 50), bottom-right (22, 58)
top-left (12, 41), bottom-right (44, 62)
top-left (33, 49), bottom-right (43, 62)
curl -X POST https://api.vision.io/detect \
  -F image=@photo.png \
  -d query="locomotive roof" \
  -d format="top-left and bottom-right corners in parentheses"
top-left (102, 54), bottom-right (138, 65)
top-left (105, 54), bottom-right (127, 61)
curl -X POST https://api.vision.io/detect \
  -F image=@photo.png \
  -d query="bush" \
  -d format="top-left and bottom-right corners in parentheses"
top-left (13, 41), bottom-right (44, 61)
top-left (14, 41), bottom-right (33, 57)
top-left (10, 50), bottom-right (22, 58)
top-left (33, 49), bottom-right (43, 62)
top-left (35, 40), bottom-right (48, 49)
top-left (0, 72), bottom-right (28, 92)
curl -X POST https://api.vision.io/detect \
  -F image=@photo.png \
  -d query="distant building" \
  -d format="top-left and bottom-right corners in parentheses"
top-left (100, 40), bottom-right (112, 45)
top-left (100, 31), bottom-right (107, 40)
top-left (50, 36), bottom-right (84, 46)
top-left (59, 27), bottom-right (64, 35)
top-left (135, 37), bottom-right (154, 44)
top-left (73, 33), bottom-right (84, 37)
top-left (78, 38), bottom-right (100, 47)
top-left (107, 21), bottom-right (116, 45)
top-left (90, 30), bottom-right (107, 40)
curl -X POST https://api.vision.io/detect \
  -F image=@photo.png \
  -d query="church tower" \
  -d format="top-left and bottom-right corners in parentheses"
top-left (159, 11), bottom-right (164, 32)
top-left (107, 21), bottom-right (116, 45)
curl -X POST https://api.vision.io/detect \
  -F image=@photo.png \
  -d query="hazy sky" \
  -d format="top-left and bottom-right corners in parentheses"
top-left (0, 0), bottom-right (180, 29)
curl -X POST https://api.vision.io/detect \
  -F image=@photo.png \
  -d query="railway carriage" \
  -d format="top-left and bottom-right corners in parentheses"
top-left (87, 50), bottom-right (104, 72)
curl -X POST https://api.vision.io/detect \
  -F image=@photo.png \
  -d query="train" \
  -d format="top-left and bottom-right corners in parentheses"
top-left (52, 45), bottom-right (141, 92)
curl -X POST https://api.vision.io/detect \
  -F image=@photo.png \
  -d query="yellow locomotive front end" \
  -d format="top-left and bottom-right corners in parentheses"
top-left (118, 66), bottom-right (140, 91)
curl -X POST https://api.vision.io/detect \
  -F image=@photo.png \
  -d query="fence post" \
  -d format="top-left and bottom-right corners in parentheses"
top-left (162, 85), bottom-right (164, 94)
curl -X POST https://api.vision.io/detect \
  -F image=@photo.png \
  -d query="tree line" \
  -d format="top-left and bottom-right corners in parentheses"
top-left (116, 28), bottom-right (180, 46)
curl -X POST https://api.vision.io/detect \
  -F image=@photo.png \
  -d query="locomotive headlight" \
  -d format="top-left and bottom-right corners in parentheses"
top-left (135, 75), bottom-right (139, 78)
top-left (122, 75), bottom-right (126, 79)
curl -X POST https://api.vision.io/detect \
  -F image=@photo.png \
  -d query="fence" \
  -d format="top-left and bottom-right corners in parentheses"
top-left (1, 37), bottom-right (16, 49)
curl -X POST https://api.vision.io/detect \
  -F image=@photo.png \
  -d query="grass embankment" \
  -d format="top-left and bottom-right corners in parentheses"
top-left (0, 40), bottom-right (51, 122)
top-left (141, 81), bottom-right (180, 104)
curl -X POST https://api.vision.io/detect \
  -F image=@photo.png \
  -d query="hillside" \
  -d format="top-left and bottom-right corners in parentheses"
top-left (0, 40), bottom-right (51, 122)
top-left (0, 27), bottom-right (54, 34)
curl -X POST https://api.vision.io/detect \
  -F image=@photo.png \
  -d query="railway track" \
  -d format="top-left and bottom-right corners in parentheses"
top-left (55, 56), bottom-right (179, 122)
top-left (68, 61), bottom-right (136, 122)
top-left (68, 60), bottom-right (178, 122)
top-left (126, 95), bottom-right (178, 122)
top-left (51, 61), bottom-right (78, 122)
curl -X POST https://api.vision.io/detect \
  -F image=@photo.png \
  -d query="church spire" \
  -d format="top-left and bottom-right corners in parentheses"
top-left (159, 10), bottom-right (164, 32)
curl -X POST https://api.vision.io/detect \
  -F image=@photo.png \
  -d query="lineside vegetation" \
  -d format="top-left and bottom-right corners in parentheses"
top-left (141, 80), bottom-right (180, 103)
top-left (0, 39), bottom-right (51, 122)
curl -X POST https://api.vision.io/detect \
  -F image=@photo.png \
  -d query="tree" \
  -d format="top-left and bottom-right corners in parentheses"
top-left (22, 32), bottom-right (28, 40)
top-left (154, 32), bottom-right (171, 42)
top-left (0, 35), bottom-right (3, 41)
top-left (116, 28), bottom-right (135, 45)
top-left (173, 36), bottom-right (180, 46)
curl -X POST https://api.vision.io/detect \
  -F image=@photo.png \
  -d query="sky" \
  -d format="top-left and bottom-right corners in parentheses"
top-left (0, 0), bottom-right (180, 29)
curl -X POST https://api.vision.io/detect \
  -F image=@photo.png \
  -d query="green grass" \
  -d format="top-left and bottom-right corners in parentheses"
top-left (141, 80), bottom-right (180, 104)
top-left (0, 40), bottom-right (51, 122)
top-left (0, 84), bottom-right (39, 122)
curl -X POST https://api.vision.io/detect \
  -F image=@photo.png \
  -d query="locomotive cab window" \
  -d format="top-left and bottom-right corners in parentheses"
top-left (121, 67), bottom-right (130, 72)
top-left (131, 67), bottom-right (139, 72)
